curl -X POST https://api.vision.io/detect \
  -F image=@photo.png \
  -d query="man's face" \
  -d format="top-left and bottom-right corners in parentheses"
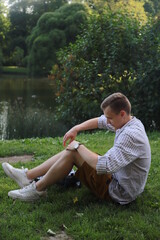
top-left (104, 106), bottom-right (125, 130)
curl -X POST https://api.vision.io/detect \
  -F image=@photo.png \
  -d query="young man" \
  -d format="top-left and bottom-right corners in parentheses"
top-left (2, 93), bottom-right (151, 204)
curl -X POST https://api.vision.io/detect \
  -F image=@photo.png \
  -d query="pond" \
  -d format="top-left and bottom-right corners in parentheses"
top-left (0, 74), bottom-right (67, 140)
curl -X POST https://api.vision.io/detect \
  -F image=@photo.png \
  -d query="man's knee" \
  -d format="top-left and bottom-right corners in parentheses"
top-left (62, 149), bottom-right (77, 162)
top-left (63, 149), bottom-right (84, 167)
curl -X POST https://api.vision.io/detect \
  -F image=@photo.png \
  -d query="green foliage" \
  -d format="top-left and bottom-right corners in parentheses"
top-left (0, 132), bottom-right (160, 239)
top-left (0, 2), bottom-right (10, 46)
top-left (0, 48), bottom-right (2, 72)
top-left (53, 10), bottom-right (141, 127)
top-left (52, 9), bottom-right (160, 131)
top-left (0, 2), bottom-right (7, 70)
top-left (26, 0), bottom-right (68, 27)
top-left (0, 1), bottom-right (10, 66)
top-left (76, 0), bottom-right (148, 23)
top-left (5, 0), bottom-right (67, 66)
top-left (11, 46), bottom-right (24, 66)
top-left (132, 18), bottom-right (160, 130)
top-left (27, 3), bottom-right (88, 76)
top-left (144, 0), bottom-right (160, 16)
top-left (111, 0), bottom-right (148, 24)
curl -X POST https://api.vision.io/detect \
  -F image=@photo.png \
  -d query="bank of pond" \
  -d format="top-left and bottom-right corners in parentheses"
top-left (0, 73), bottom-right (67, 140)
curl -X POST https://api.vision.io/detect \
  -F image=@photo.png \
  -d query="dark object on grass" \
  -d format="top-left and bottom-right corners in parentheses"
top-left (58, 169), bottom-right (81, 188)
top-left (35, 169), bottom-right (81, 188)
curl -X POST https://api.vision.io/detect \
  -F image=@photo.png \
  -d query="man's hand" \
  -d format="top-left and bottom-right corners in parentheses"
top-left (66, 140), bottom-right (80, 151)
top-left (63, 118), bottom-right (98, 147)
top-left (63, 127), bottom-right (78, 147)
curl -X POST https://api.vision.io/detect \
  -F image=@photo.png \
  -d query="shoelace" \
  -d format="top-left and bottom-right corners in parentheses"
top-left (20, 182), bottom-right (35, 192)
top-left (21, 166), bottom-right (28, 173)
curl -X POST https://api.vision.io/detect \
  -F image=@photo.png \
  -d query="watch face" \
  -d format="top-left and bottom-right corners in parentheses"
top-left (74, 142), bottom-right (79, 149)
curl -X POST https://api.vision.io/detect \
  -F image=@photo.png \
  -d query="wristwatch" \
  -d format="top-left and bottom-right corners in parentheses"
top-left (74, 142), bottom-right (81, 150)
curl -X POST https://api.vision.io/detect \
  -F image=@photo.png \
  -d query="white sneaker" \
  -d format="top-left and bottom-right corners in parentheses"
top-left (8, 181), bottom-right (47, 201)
top-left (2, 162), bottom-right (31, 188)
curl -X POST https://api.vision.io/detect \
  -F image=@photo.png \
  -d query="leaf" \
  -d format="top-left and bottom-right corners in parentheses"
top-left (47, 229), bottom-right (56, 236)
top-left (73, 196), bottom-right (78, 204)
top-left (76, 212), bottom-right (84, 217)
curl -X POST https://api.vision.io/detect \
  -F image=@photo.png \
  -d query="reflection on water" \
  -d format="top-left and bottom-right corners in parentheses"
top-left (0, 74), bottom-right (67, 139)
top-left (0, 74), bottom-right (55, 108)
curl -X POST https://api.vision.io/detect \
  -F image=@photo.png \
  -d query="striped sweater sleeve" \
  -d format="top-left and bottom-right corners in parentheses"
top-left (98, 115), bottom-right (115, 131)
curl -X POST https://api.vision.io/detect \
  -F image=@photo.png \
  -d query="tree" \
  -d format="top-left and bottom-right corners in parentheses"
top-left (0, 1), bottom-right (9, 45)
top-left (0, 48), bottom-right (3, 72)
top-left (27, 3), bottom-right (88, 76)
top-left (71, 0), bottom-right (108, 11)
top-left (143, 0), bottom-right (160, 16)
top-left (111, 0), bottom-right (147, 24)
top-left (5, 0), bottom-right (67, 66)
top-left (72, 0), bottom-right (148, 23)
top-left (52, 10), bottom-right (141, 127)
top-left (8, 0), bottom-right (68, 32)
top-left (28, 0), bottom-right (68, 26)
top-left (0, 1), bottom-right (10, 67)
top-left (11, 46), bottom-right (24, 66)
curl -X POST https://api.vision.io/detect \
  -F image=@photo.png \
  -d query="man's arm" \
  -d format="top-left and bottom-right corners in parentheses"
top-left (63, 117), bottom-right (99, 146)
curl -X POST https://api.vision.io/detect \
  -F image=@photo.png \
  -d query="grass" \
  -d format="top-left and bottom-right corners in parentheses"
top-left (0, 131), bottom-right (160, 240)
top-left (2, 66), bottom-right (27, 75)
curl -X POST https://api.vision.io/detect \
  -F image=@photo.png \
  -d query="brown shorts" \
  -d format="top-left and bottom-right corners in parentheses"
top-left (75, 162), bottom-right (112, 201)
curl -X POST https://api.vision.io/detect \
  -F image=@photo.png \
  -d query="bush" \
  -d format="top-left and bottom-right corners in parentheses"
top-left (52, 10), bottom-right (141, 127)
top-left (132, 18), bottom-right (160, 130)
top-left (51, 10), bottom-right (160, 131)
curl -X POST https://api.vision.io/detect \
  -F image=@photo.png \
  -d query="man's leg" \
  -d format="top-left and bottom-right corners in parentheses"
top-left (36, 149), bottom-right (84, 191)
top-left (7, 145), bottom-right (99, 201)
top-left (7, 149), bottom-right (85, 201)
top-left (27, 150), bottom-right (67, 180)
top-left (2, 150), bottom-right (67, 187)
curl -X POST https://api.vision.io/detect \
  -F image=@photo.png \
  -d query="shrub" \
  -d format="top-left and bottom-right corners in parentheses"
top-left (132, 18), bottom-right (160, 130)
top-left (51, 10), bottom-right (160, 131)
top-left (52, 10), bottom-right (141, 127)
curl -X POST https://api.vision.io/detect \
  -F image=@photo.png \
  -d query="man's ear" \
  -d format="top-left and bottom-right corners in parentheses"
top-left (120, 110), bottom-right (125, 117)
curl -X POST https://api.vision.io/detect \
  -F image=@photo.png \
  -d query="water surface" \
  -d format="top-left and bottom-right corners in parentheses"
top-left (0, 74), bottom-right (66, 139)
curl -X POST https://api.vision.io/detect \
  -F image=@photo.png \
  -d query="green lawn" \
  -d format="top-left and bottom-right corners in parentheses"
top-left (0, 131), bottom-right (160, 240)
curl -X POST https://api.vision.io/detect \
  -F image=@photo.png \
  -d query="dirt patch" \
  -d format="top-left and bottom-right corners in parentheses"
top-left (41, 231), bottom-right (73, 240)
top-left (0, 155), bottom-right (33, 163)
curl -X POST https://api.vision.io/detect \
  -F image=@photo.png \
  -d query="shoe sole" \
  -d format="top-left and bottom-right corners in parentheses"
top-left (8, 192), bottom-right (47, 202)
top-left (8, 194), bottom-right (38, 202)
top-left (2, 163), bottom-right (24, 188)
